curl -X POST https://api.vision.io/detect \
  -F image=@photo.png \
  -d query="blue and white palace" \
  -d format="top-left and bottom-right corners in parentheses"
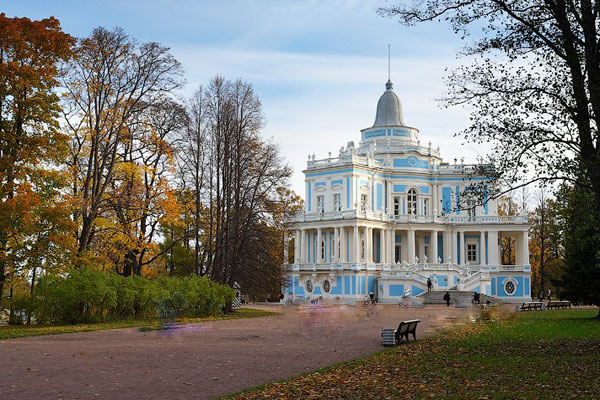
top-left (283, 78), bottom-right (532, 304)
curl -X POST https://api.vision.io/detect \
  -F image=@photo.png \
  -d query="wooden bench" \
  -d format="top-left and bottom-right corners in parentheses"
top-left (382, 319), bottom-right (421, 346)
top-left (547, 300), bottom-right (571, 309)
top-left (520, 302), bottom-right (543, 311)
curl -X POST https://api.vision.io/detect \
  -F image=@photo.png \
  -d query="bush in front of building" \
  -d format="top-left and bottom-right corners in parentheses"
top-left (4, 267), bottom-right (235, 325)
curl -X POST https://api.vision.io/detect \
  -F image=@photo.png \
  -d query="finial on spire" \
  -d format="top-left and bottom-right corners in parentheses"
top-left (388, 44), bottom-right (391, 81)
top-left (386, 44), bottom-right (393, 90)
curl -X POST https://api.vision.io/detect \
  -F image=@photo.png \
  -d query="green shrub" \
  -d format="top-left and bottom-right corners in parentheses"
top-left (4, 268), bottom-right (235, 325)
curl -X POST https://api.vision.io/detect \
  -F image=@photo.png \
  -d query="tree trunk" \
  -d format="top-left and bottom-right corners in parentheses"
top-left (27, 266), bottom-right (37, 325)
top-left (0, 257), bottom-right (5, 310)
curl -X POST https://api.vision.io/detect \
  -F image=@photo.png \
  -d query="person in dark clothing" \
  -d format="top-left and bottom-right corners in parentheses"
top-left (473, 291), bottom-right (480, 305)
top-left (443, 291), bottom-right (451, 307)
top-left (427, 278), bottom-right (432, 292)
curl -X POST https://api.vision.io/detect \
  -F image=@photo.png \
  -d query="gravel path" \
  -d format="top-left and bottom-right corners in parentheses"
top-left (0, 304), bottom-right (476, 399)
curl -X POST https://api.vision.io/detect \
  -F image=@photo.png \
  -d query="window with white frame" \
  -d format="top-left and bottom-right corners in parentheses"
top-left (407, 189), bottom-right (417, 215)
top-left (360, 194), bottom-right (368, 211)
top-left (423, 198), bottom-right (429, 215)
top-left (333, 193), bottom-right (341, 212)
top-left (467, 199), bottom-right (476, 220)
top-left (362, 238), bottom-right (366, 259)
top-left (305, 280), bottom-right (313, 293)
top-left (504, 280), bottom-right (516, 295)
top-left (393, 197), bottom-right (401, 216)
top-left (467, 244), bottom-right (477, 262)
top-left (321, 240), bottom-right (325, 260)
top-left (317, 195), bottom-right (324, 213)
top-left (330, 237), bottom-right (334, 261)
top-left (394, 245), bottom-right (402, 262)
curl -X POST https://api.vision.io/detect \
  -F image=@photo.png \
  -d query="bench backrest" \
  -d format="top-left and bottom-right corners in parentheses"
top-left (397, 323), bottom-right (410, 334)
top-left (396, 319), bottom-right (420, 334)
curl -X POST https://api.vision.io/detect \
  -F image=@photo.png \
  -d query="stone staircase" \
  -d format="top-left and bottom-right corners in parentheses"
top-left (419, 290), bottom-right (500, 307)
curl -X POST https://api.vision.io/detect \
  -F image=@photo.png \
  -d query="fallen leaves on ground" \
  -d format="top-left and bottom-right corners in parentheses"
top-left (230, 309), bottom-right (600, 399)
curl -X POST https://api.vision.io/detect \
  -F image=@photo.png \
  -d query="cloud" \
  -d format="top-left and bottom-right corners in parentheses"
top-left (173, 46), bottom-right (481, 193)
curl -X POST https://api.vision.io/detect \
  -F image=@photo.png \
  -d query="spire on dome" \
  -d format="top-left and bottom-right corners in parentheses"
top-left (373, 80), bottom-right (404, 127)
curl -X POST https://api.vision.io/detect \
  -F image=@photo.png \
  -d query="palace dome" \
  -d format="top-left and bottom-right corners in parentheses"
top-left (373, 79), bottom-right (404, 127)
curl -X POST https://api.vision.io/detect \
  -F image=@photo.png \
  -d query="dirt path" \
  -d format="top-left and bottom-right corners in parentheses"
top-left (0, 305), bottom-right (476, 400)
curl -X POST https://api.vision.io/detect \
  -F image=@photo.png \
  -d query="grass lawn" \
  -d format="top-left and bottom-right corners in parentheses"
top-left (230, 308), bottom-right (600, 399)
top-left (0, 307), bottom-right (276, 340)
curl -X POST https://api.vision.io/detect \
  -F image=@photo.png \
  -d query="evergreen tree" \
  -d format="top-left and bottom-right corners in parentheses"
top-left (555, 184), bottom-right (600, 316)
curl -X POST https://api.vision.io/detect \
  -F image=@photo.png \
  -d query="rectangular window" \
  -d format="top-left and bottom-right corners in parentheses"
top-left (321, 240), bottom-right (325, 260)
top-left (362, 239), bottom-right (366, 259)
top-left (361, 194), bottom-right (368, 211)
top-left (393, 197), bottom-right (400, 216)
top-left (394, 245), bottom-right (402, 263)
top-left (467, 244), bottom-right (477, 262)
top-left (317, 195), bottom-right (324, 213)
top-left (467, 199), bottom-right (476, 220)
top-left (407, 189), bottom-right (417, 215)
top-left (333, 193), bottom-right (341, 212)
top-left (423, 198), bottom-right (429, 215)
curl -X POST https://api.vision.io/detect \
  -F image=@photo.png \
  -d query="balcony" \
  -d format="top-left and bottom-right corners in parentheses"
top-left (287, 211), bottom-right (528, 225)
top-left (290, 262), bottom-right (530, 275)
top-left (444, 215), bottom-right (528, 224)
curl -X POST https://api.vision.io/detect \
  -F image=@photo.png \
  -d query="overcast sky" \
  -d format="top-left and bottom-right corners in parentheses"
top-left (5, 0), bottom-right (489, 194)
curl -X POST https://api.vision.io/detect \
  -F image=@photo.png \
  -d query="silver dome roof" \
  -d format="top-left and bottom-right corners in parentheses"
top-left (373, 80), bottom-right (404, 127)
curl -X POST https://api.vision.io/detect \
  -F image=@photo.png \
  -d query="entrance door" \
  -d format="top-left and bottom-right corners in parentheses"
top-left (394, 245), bottom-right (402, 263)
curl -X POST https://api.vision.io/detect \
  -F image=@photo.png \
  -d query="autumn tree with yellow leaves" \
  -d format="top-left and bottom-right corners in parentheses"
top-left (0, 14), bottom-right (75, 306)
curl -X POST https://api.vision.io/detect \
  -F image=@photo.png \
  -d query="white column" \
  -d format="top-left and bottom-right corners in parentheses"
top-left (340, 227), bottom-right (345, 263)
top-left (294, 230), bottom-right (299, 263)
top-left (432, 230), bottom-right (438, 263)
top-left (334, 227), bottom-right (339, 263)
top-left (480, 231), bottom-right (486, 266)
top-left (387, 182), bottom-right (393, 215)
top-left (367, 227), bottom-right (373, 262)
top-left (460, 231), bottom-right (465, 265)
top-left (380, 228), bottom-right (386, 264)
top-left (522, 230), bottom-right (529, 265)
top-left (390, 228), bottom-right (396, 263)
top-left (488, 230), bottom-right (499, 265)
top-left (284, 230), bottom-right (289, 267)
top-left (432, 184), bottom-right (438, 216)
top-left (353, 225), bottom-right (359, 263)
top-left (300, 229), bottom-right (309, 264)
top-left (407, 229), bottom-right (415, 264)
top-left (451, 230), bottom-right (457, 264)
top-left (317, 228), bottom-right (322, 263)
top-left (443, 231), bottom-right (450, 263)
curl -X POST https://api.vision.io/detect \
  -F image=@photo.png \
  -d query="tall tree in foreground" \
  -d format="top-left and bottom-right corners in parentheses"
top-left (191, 77), bottom-right (294, 300)
top-left (555, 184), bottom-right (600, 308)
top-left (0, 14), bottom-right (74, 306)
top-left (178, 88), bottom-right (208, 276)
top-left (529, 189), bottom-right (564, 298)
top-left (106, 99), bottom-right (186, 276)
top-left (62, 27), bottom-right (183, 262)
top-left (380, 0), bottom-right (600, 315)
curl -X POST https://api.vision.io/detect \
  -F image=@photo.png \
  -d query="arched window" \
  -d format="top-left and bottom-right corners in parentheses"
top-left (407, 189), bottom-right (418, 215)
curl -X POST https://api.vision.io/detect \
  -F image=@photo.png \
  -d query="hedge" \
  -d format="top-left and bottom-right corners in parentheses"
top-left (4, 268), bottom-right (235, 325)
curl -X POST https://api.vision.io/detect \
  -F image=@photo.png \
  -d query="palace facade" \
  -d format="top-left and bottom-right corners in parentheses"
top-left (283, 79), bottom-right (532, 304)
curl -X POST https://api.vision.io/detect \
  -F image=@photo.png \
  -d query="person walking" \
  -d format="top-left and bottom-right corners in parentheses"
top-left (444, 291), bottom-right (451, 307)
top-left (427, 278), bottom-right (432, 292)
top-left (547, 289), bottom-right (552, 301)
